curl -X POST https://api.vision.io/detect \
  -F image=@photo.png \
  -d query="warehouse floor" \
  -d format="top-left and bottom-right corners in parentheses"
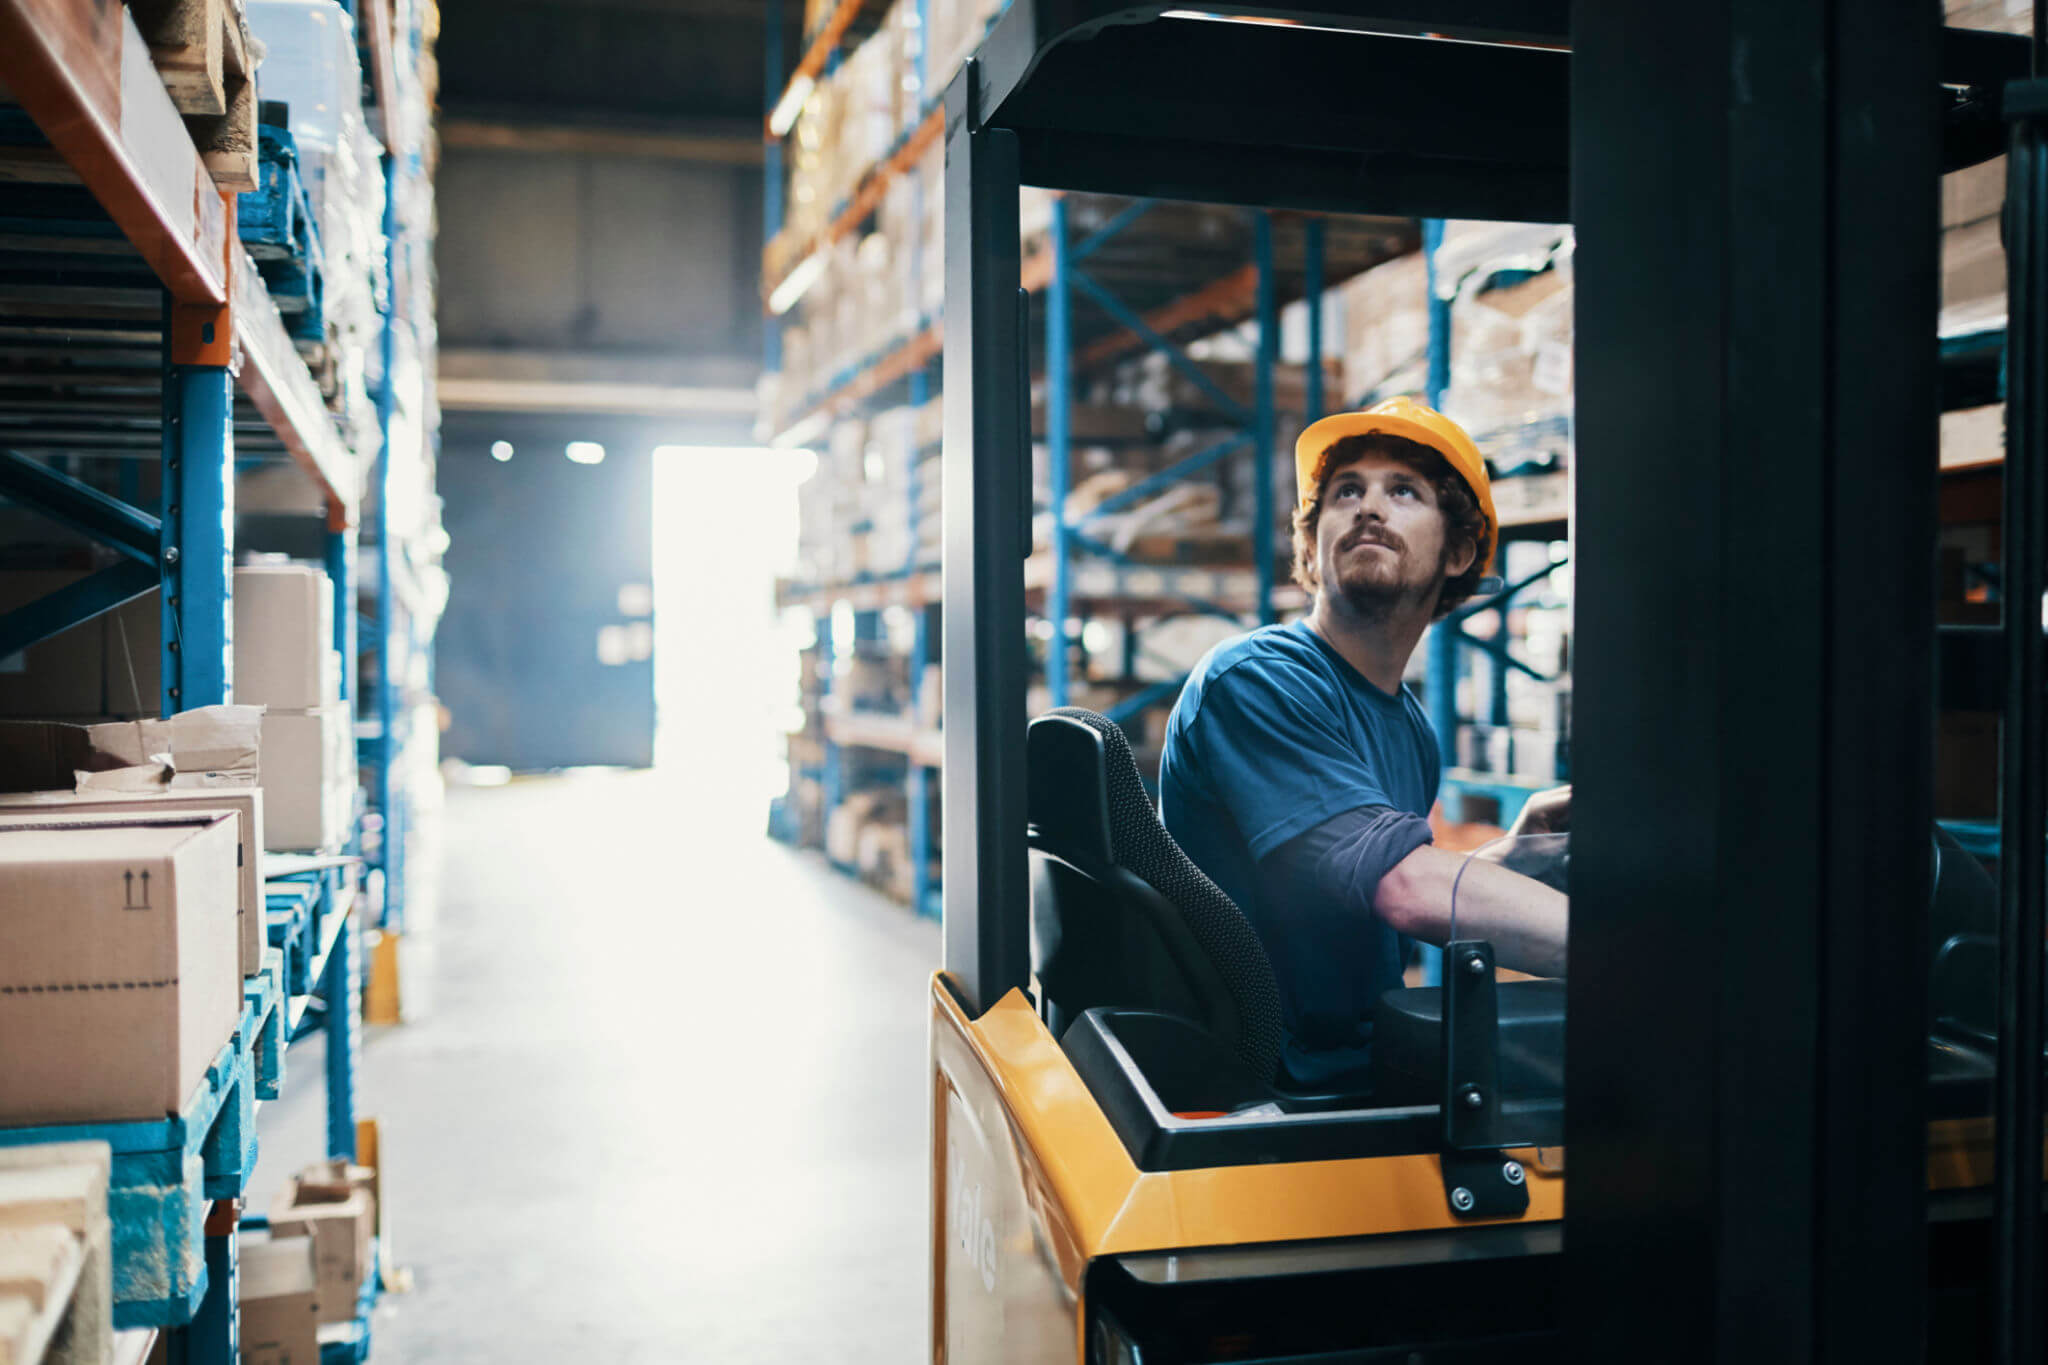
top-left (253, 770), bottom-right (940, 1363)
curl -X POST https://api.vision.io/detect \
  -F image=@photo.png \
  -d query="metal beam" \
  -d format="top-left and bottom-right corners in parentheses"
top-left (0, 447), bottom-right (162, 562)
top-left (942, 60), bottom-right (1030, 1016)
top-left (1253, 211), bottom-right (1277, 625)
top-left (1081, 429), bottom-right (1249, 522)
top-left (0, 0), bottom-right (229, 304)
top-left (1070, 268), bottom-right (1251, 421)
top-left (1992, 70), bottom-right (2048, 1365)
top-left (1568, 2), bottom-right (1937, 1359)
top-left (0, 559), bottom-right (158, 659)
top-left (161, 363), bottom-right (236, 711)
top-left (439, 115), bottom-right (766, 166)
top-left (1047, 194), bottom-right (1073, 709)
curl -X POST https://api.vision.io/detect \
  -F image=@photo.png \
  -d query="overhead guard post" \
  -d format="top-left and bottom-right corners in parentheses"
top-left (941, 59), bottom-right (1031, 1016)
top-left (1992, 70), bottom-right (2047, 1365)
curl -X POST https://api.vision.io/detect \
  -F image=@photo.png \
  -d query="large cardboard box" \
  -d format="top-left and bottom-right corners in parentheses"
top-left (269, 1173), bottom-right (373, 1325)
top-left (0, 813), bottom-right (242, 1124)
top-left (260, 706), bottom-right (355, 850)
top-left (237, 1234), bottom-right (320, 1365)
top-left (233, 565), bottom-right (338, 710)
top-left (0, 789), bottom-right (266, 977)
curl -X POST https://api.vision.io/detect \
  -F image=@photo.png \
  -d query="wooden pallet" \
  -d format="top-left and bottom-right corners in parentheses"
top-left (126, 0), bottom-right (257, 192)
top-left (0, 1143), bottom-right (112, 1365)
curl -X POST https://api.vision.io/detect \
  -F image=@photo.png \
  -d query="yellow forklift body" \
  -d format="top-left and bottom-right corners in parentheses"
top-left (928, 973), bottom-right (1564, 1363)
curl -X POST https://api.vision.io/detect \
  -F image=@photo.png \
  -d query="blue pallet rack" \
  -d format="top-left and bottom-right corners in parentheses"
top-left (0, 0), bottom-right (435, 1357)
top-left (1040, 198), bottom-right (1286, 730)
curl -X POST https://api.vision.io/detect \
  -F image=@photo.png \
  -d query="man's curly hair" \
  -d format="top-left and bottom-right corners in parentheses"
top-left (1292, 431), bottom-right (1488, 620)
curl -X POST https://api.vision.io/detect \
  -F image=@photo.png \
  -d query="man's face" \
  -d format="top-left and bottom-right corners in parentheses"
top-left (1315, 452), bottom-right (1474, 614)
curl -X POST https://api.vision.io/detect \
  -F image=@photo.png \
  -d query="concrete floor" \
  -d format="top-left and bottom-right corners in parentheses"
top-left (252, 770), bottom-right (940, 1363)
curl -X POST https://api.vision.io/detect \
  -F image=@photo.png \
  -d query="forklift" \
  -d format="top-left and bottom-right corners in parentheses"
top-left (928, 4), bottom-right (2046, 1361)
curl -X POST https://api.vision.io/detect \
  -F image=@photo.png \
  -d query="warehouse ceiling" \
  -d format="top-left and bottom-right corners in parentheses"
top-left (436, 0), bottom-right (792, 129)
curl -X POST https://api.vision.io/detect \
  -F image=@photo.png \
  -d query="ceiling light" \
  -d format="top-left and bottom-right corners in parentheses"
top-left (768, 250), bottom-right (827, 316)
top-left (490, 441), bottom-right (514, 462)
top-left (768, 73), bottom-right (815, 138)
top-left (566, 442), bottom-right (606, 465)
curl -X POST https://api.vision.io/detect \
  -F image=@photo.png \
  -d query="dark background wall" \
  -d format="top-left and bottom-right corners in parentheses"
top-left (431, 0), bottom-right (784, 767)
top-left (437, 413), bottom-right (658, 770)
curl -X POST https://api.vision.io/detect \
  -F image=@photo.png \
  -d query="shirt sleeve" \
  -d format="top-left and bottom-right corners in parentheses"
top-left (1184, 661), bottom-right (1402, 860)
top-left (1267, 804), bottom-right (1436, 910)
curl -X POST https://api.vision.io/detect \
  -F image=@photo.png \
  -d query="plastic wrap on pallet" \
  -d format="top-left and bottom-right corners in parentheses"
top-left (248, 0), bottom-right (362, 155)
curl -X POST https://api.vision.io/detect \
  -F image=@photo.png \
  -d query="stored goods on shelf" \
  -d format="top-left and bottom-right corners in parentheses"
top-left (0, 700), bottom-right (347, 854)
top-left (0, 707), bottom-right (263, 795)
top-left (233, 564), bottom-right (341, 711)
top-left (0, 1141), bottom-right (112, 1365)
top-left (235, 1234), bottom-right (320, 1365)
top-left (131, 0), bottom-right (261, 192)
top-left (268, 1163), bottom-right (374, 1327)
top-left (1433, 221), bottom-right (1574, 447)
top-left (0, 789), bottom-right (266, 979)
top-left (0, 815), bottom-right (242, 1125)
top-left (1340, 249), bottom-right (1429, 402)
top-left (1, 565), bottom-right (344, 723)
top-left (258, 706), bottom-right (355, 852)
top-left (246, 0), bottom-right (390, 465)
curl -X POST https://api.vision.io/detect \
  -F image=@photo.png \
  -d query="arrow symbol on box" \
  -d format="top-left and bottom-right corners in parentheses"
top-left (139, 869), bottom-right (151, 908)
top-left (124, 870), bottom-right (134, 907)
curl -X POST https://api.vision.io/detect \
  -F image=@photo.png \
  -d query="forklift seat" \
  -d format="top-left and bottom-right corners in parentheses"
top-left (1026, 708), bottom-right (1286, 1085)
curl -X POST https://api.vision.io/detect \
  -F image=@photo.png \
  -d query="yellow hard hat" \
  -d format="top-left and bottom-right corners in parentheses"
top-left (1294, 397), bottom-right (1498, 572)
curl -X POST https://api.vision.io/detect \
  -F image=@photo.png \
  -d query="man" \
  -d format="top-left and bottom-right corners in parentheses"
top-left (1159, 397), bottom-right (1568, 1091)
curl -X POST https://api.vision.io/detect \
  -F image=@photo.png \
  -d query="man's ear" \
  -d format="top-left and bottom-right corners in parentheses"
top-left (1444, 533), bottom-right (1478, 580)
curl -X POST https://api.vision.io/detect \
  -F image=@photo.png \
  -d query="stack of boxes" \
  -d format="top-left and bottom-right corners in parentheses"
top-left (238, 1159), bottom-right (379, 1363)
top-left (236, 565), bottom-right (356, 852)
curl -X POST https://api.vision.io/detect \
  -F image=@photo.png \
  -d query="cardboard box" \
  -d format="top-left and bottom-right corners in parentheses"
top-left (1944, 156), bottom-right (2006, 230)
top-left (1943, 216), bottom-right (2006, 312)
top-left (0, 813), bottom-right (241, 1124)
top-left (0, 789), bottom-right (266, 977)
top-left (259, 706), bottom-right (355, 850)
top-left (269, 1174), bottom-right (373, 1325)
top-left (233, 565), bottom-right (338, 710)
top-left (238, 1234), bottom-right (320, 1365)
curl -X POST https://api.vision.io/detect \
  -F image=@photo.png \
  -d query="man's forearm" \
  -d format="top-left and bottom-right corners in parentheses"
top-left (1374, 845), bottom-right (1568, 977)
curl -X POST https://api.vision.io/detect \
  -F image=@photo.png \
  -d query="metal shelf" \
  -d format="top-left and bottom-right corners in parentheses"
top-left (0, 870), bottom-right (362, 1336)
top-left (0, 1), bottom-right (435, 1358)
top-left (825, 708), bottom-right (944, 767)
top-left (0, 0), bottom-right (358, 520)
top-left (765, 0), bottom-right (896, 143)
top-left (768, 200), bottom-right (1413, 446)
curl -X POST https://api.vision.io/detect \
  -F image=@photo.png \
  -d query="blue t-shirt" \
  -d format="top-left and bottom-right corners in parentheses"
top-left (1159, 618), bottom-right (1441, 1087)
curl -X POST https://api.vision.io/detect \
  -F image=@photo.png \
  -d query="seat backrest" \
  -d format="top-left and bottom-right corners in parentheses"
top-left (1026, 708), bottom-right (1284, 1083)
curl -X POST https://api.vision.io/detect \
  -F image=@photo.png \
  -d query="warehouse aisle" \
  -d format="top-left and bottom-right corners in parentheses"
top-left (255, 771), bottom-right (940, 1363)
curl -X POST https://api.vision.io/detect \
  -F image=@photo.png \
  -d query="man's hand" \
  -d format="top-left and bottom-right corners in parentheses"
top-left (1509, 785), bottom-right (1571, 838)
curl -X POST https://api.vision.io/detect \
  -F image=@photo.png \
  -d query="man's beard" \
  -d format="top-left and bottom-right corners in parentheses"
top-left (1331, 531), bottom-right (1444, 620)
